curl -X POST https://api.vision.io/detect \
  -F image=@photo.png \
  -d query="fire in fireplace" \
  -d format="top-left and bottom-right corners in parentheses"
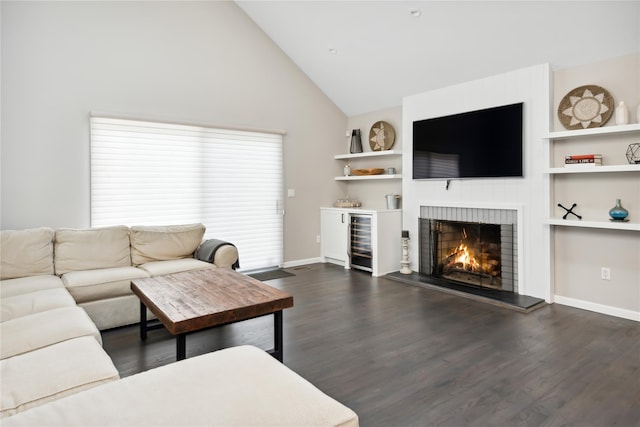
top-left (420, 219), bottom-right (514, 292)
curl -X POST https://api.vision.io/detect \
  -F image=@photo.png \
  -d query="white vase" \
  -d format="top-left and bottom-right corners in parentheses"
top-left (615, 101), bottom-right (629, 125)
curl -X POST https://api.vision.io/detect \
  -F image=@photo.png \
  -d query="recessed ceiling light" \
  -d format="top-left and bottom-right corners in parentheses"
top-left (409, 8), bottom-right (422, 18)
top-left (328, 47), bottom-right (337, 54)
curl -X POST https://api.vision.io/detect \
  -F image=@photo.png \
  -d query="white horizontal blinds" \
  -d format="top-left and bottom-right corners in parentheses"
top-left (90, 117), bottom-right (283, 271)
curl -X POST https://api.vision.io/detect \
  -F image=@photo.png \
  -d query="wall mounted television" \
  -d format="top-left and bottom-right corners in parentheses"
top-left (412, 102), bottom-right (523, 179)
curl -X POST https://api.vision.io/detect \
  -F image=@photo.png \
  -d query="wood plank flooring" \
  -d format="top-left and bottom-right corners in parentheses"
top-left (102, 263), bottom-right (640, 427)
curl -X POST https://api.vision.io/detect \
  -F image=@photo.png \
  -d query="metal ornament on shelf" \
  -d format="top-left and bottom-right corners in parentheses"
top-left (626, 142), bottom-right (640, 164)
top-left (558, 203), bottom-right (582, 220)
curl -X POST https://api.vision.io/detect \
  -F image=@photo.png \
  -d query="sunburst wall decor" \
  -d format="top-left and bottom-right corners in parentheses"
top-left (369, 121), bottom-right (395, 151)
top-left (558, 85), bottom-right (614, 130)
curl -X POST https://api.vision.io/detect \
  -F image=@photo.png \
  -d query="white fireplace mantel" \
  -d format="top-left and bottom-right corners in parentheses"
top-left (402, 63), bottom-right (551, 302)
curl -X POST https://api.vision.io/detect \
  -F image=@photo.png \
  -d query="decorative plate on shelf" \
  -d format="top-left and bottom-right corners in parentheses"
top-left (557, 85), bottom-right (614, 130)
top-left (351, 168), bottom-right (385, 176)
top-left (369, 121), bottom-right (395, 151)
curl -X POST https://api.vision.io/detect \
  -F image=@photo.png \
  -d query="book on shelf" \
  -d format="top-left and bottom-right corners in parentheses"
top-left (565, 154), bottom-right (602, 160)
top-left (565, 158), bottom-right (602, 165)
top-left (564, 161), bottom-right (602, 168)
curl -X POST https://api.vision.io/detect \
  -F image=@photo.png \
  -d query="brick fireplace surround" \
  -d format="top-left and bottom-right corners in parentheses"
top-left (388, 205), bottom-right (545, 312)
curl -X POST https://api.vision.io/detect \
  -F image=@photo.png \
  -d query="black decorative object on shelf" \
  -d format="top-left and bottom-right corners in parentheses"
top-left (558, 203), bottom-right (582, 220)
top-left (349, 129), bottom-right (363, 153)
top-left (626, 142), bottom-right (640, 164)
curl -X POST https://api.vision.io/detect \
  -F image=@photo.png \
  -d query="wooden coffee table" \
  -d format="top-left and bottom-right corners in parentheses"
top-left (131, 269), bottom-right (293, 361)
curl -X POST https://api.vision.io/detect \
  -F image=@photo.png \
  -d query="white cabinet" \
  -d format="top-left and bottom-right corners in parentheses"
top-left (545, 123), bottom-right (640, 231)
top-left (320, 208), bottom-right (402, 276)
top-left (320, 209), bottom-right (349, 263)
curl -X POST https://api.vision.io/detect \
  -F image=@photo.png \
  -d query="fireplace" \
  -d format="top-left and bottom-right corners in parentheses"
top-left (419, 206), bottom-right (517, 294)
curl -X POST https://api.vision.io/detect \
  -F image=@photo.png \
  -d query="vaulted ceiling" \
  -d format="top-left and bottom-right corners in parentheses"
top-left (237, 1), bottom-right (640, 116)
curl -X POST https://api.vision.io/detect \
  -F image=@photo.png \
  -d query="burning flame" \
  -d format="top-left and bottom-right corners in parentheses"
top-left (451, 243), bottom-right (480, 271)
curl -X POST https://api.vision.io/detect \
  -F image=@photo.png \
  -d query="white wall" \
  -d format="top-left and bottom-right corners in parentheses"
top-left (402, 64), bottom-right (551, 300)
top-left (0, 1), bottom-right (347, 264)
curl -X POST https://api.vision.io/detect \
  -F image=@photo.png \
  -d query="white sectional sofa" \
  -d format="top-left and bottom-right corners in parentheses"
top-left (0, 224), bottom-right (237, 417)
top-left (1, 223), bottom-right (238, 330)
top-left (0, 224), bottom-right (359, 425)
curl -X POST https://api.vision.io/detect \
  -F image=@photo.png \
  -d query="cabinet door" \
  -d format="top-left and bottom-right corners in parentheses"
top-left (320, 210), bottom-right (348, 262)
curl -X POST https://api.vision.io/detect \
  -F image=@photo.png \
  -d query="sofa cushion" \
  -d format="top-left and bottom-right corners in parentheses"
top-left (54, 226), bottom-right (131, 275)
top-left (137, 258), bottom-right (215, 277)
top-left (79, 295), bottom-right (148, 331)
top-left (79, 293), bottom-right (149, 331)
top-left (0, 307), bottom-right (102, 359)
top-left (130, 223), bottom-right (205, 265)
top-left (0, 336), bottom-right (119, 419)
top-left (0, 345), bottom-right (359, 426)
top-left (1, 288), bottom-right (76, 322)
top-left (0, 275), bottom-right (64, 298)
top-left (0, 228), bottom-right (54, 280)
top-left (61, 266), bottom-right (149, 304)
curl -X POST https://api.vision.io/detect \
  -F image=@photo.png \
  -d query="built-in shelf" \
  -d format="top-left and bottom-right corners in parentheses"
top-left (547, 164), bottom-right (640, 174)
top-left (334, 150), bottom-right (402, 160)
top-left (546, 123), bottom-right (640, 140)
top-left (335, 174), bottom-right (402, 181)
top-left (546, 123), bottom-right (639, 231)
top-left (547, 218), bottom-right (640, 231)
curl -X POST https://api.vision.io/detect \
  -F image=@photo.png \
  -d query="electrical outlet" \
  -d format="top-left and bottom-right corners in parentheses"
top-left (601, 267), bottom-right (611, 281)
top-left (316, 235), bottom-right (321, 243)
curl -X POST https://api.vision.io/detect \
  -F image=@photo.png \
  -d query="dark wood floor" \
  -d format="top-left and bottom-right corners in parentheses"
top-left (102, 263), bottom-right (640, 427)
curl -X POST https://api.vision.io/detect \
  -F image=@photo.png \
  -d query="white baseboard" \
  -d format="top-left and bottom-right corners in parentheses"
top-left (554, 295), bottom-right (640, 322)
top-left (281, 257), bottom-right (323, 269)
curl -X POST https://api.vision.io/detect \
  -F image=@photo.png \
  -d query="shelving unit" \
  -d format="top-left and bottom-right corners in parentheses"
top-left (335, 150), bottom-right (402, 181)
top-left (335, 174), bottom-right (402, 181)
top-left (545, 123), bottom-right (640, 232)
top-left (546, 218), bottom-right (640, 231)
top-left (546, 123), bottom-right (640, 139)
top-left (547, 164), bottom-right (640, 174)
top-left (334, 150), bottom-right (401, 160)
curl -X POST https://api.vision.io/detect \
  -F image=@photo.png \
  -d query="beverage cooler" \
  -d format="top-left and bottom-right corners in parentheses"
top-left (349, 214), bottom-right (373, 272)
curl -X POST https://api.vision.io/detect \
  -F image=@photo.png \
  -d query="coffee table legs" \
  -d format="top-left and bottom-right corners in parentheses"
top-left (139, 301), bottom-right (284, 362)
top-left (271, 311), bottom-right (284, 362)
top-left (177, 334), bottom-right (186, 361)
top-left (140, 301), bottom-right (147, 340)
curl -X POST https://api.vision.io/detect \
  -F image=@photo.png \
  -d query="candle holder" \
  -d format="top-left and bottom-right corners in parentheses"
top-left (400, 230), bottom-right (412, 274)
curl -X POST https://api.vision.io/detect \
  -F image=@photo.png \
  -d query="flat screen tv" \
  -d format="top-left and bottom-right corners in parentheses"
top-left (412, 102), bottom-right (523, 179)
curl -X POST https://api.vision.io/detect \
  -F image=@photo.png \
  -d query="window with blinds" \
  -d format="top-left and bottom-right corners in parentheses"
top-left (90, 116), bottom-right (284, 271)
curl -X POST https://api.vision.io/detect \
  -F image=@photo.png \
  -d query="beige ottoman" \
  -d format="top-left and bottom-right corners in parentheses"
top-left (2, 345), bottom-right (358, 426)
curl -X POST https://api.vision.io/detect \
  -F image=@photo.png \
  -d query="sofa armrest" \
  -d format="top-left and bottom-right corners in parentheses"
top-left (195, 239), bottom-right (239, 269)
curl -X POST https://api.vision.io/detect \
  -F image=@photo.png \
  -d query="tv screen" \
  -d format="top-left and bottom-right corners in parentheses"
top-left (412, 102), bottom-right (523, 179)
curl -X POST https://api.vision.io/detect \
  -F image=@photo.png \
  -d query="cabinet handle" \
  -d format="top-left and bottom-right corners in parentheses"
top-left (347, 220), bottom-right (351, 259)
top-left (341, 213), bottom-right (344, 223)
